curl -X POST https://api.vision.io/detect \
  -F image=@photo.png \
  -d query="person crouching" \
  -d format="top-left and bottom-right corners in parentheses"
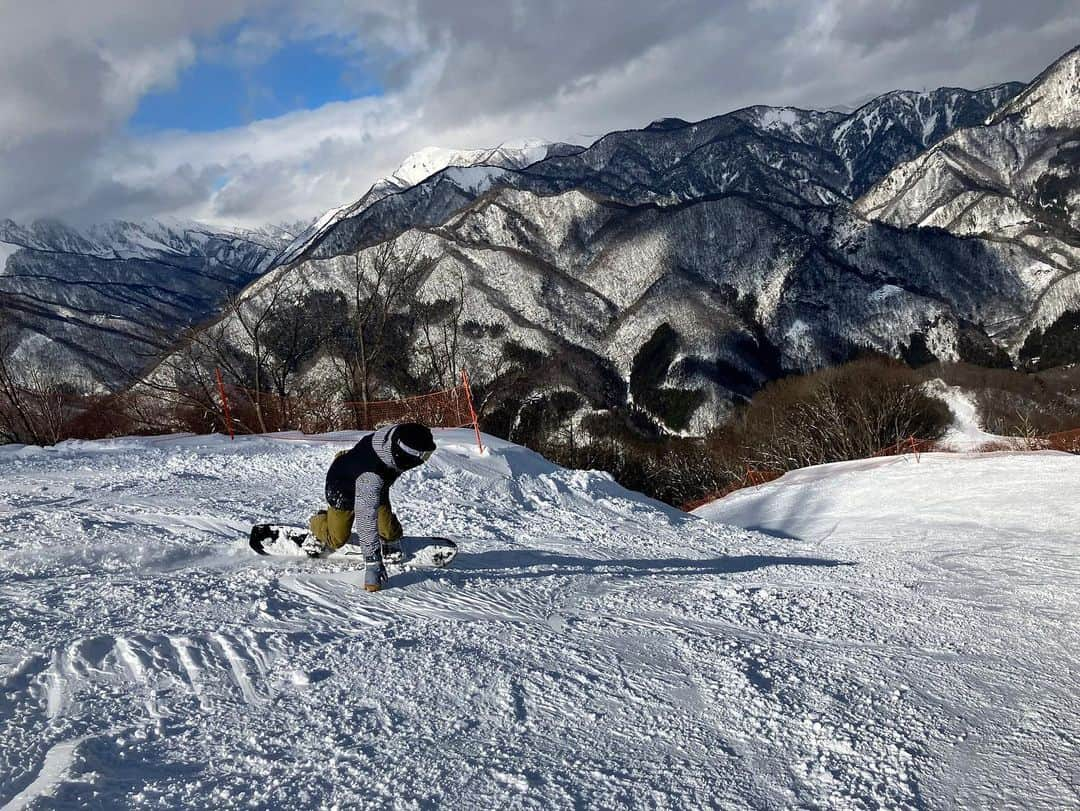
top-left (305, 422), bottom-right (435, 592)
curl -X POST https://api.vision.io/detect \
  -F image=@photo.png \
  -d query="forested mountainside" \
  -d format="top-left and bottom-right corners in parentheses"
top-left (153, 64), bottom-right (1054, 437)
top-left (0, 219), bottom-right (294, 388)
top-left (857, 46), bottom-right (1080, 370)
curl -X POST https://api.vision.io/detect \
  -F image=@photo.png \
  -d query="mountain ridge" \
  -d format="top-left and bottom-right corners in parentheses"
top-left (275, 81), bottom-right (1022, 271)
top-left (0, 218), bottom-right (294, 388)
top-left (855, 45), bottom-right (1079, 368)
top-left (141, 63), bottom-right (1077, 438)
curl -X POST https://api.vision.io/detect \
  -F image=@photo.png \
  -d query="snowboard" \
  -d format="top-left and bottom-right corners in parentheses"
top-left (248, 524), bottom-right (458, 569)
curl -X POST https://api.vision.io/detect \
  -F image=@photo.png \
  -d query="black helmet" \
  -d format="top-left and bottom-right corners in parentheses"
top-left (390, 422), bottom-right (435, 470)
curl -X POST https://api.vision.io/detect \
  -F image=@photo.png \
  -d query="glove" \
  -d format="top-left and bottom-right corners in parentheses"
top-left (377, 505), bottom-right (402, 541)
top-left (363, 554), bottom-right (388, 592)
top-left (300, 534), bottom-right (328, 558)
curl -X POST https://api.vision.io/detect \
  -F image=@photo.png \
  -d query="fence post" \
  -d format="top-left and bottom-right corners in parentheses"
top-left (215, 368), bottom-right (234, 441)
top-left (460, 369), bottom-right (484, 454)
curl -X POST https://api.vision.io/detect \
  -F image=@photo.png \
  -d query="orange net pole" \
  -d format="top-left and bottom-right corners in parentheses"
top-left (461, 368), bottom-right (484, 454)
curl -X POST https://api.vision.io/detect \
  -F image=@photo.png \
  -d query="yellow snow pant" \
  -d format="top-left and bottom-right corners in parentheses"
top-left (308, 505), bottom-right (401, 551)
top-left (308, 507), bottom-right (354, 551)
top-left (377, 505), bottom-right (402, 542)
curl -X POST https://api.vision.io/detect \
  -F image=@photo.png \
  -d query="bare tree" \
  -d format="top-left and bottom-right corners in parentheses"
top-left (415, 261), bottom-right (466, 390)
top-left (135, 287), bottom-right (286, 436)
top-left (724, 359), bottom-right (951, 471)
top-left (0, 325), bottom-right (38, 443)
top-left (331, 236), bottom-right (434, 425)
top-left (0, 321), bottom-right (71, 445)
top-left (221, 268), bottom-right (304, 432)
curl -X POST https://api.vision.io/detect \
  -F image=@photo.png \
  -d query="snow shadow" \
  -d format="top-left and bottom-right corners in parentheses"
top-left (448, 550), bottom-right (854, 582)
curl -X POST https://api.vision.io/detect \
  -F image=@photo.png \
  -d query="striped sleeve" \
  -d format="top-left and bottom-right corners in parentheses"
top-left (353, 471), bottom-right (383, 558)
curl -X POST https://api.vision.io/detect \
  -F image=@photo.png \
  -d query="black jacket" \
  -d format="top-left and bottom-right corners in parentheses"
top-left (325, 429), bottom-right (399, 511)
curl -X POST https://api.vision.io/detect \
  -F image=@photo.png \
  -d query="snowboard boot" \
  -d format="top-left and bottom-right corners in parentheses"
top-left (364, 554), bottom-right (388, 593)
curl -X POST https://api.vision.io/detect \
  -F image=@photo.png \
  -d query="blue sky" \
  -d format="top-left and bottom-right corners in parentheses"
top-left (130, 30), bottom-right (383, 133)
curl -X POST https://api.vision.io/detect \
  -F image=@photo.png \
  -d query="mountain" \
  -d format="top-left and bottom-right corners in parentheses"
top-left (0, 219), bottom-right (292, 389)
top-left (149, 71), bottom-right (1064, 438)
top-left (272, 139), bottom-right (583, 268)
top-left (272, 83), bottom-right (1020, 271)
top-left (856, 46), bottom-right (1079, 367)
top-left (741, 83), bottom-right (1026, 197)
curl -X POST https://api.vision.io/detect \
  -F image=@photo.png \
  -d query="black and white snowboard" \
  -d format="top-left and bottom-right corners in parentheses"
top-left (248, 524), bottom-right (458, 569)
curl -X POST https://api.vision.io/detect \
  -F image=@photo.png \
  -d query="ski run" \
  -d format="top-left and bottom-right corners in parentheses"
top-left (1, 428), bottom-right (1078, 808)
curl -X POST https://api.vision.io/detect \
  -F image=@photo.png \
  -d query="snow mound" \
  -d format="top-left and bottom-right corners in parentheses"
top-left (2, 430), bottom-right (1077, 807)
top-left (697, 449), bottom-right (1080, 808)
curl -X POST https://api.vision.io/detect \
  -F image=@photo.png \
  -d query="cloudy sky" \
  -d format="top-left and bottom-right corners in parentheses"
top-left (3, 0), bottom-right (1077, 228)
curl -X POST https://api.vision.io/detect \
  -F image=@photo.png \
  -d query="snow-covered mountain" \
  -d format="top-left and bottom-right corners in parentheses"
top-left (856, 46), bottom-right (1079, 367)
top-left (1, 429), bottom-right (1077, 806)
top-left (380, 139), bottom-right (575, 191)
top-left (272, 139), bottom-right (583, 268)
top-left (19, 52), bottom-right (1069, 437)
top-left (215, 185), bottom-right (1040, 435)
top-left (743, 83), bottom-right (1025, 197)
top-left (0, 219), bottom-right (292, 389)
top-left (164, 73), bottom-right (1047, 436)
top-left (274, 83), bottom-right (1019, 270)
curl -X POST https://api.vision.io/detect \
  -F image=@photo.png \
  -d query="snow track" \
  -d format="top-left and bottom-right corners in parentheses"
top-left (1, 432), bottom-right (1077, 808)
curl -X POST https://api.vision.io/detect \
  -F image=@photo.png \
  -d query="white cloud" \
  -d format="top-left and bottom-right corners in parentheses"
top-left (1, 1), bottom-right (1078, 227)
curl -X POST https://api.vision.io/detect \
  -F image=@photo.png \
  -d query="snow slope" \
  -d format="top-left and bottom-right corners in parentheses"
top-left (696, 450), bottom-right (1080, 809)
top-left (924, 379), bottom-right (1023, 451)
top-left (2, 431), bottom-right (1078, 808)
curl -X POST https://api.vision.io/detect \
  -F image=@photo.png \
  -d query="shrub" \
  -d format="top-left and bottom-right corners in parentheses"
top-left (712, 357), bottom-right (951, 472)
top-left (507, 357), bottom-right (951, 509)
top-left (531, 427), bottom-right (727, 508)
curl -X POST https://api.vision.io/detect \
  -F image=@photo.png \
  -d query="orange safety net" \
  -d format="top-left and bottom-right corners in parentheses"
top-left (0, 374), bottom-right (485, 451)
top-left (219, 383), bottom-right (475, 434)
top-left (682, 468), bottom-right (784, 512)
top-left (1038, 427), bottom-right (1080, 453)
top-left (871, 436), bottom-right (941, 458)
top-left (213, 371), bottom-right (483, 452)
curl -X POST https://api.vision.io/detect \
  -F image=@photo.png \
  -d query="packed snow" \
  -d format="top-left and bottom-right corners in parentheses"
top-left (1, 429), bottom-right (1078, 808)
top-left (697, 450), bottom-right (1080, 809)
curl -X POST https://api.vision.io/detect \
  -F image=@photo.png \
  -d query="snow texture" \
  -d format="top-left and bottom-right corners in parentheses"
top-left (695, 449), bottom-right (1080, 809)
top-left (2, 429), bottom-right (1077, 807)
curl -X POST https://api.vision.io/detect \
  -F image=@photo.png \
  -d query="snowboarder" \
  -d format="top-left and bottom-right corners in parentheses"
top-left (304, 422), bottom-right (436, 592)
